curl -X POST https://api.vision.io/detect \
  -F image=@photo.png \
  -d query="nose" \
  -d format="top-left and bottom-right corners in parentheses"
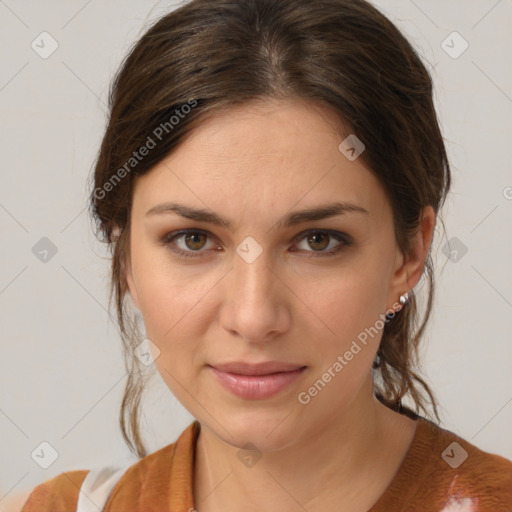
top-left (219, 250), bottom-right (291, 343)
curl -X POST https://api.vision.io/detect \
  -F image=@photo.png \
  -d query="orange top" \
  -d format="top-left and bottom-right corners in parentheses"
top-left (22, 417), bottom-right (512, 512)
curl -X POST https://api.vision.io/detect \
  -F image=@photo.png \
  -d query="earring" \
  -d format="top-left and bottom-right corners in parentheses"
top-left (399, 290), bottom-right (413, 305)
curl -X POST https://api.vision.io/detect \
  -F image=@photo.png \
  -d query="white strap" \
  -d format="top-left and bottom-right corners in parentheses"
top-left (75, 465), bottom-right (130, 512)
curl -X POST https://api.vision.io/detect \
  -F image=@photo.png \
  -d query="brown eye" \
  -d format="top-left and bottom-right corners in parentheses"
top-left (293, 230), bottom-right (351, 256)
top-left (183, 232), bottom-right (208, 250)
top-left (306, 232), bottom-right (330, 251)
top-left (161, 229), bottom-right (217, 259)
top-left (162, 228), bottom-right (351, 260)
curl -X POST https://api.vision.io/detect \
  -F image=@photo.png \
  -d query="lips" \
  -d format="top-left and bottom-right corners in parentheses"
top-left (207, 361), bottom-right (307, 399)
top-left (210, 361), bottom-right (307, 376)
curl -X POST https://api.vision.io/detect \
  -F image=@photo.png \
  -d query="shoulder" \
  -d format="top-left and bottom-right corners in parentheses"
top-left (103, 436), bottom-right (187, 509)
top-left (20, 470), bottom-right (89, 512)
top-left (408, 418), bottom-right (512, 510)
top-left (19, 445), bottom-right (176, 512)
top-left (19, 421), bottom-right (199, 512)
top-left (18, 448), bottom-right (175, 512)
top-left (104, 422), bottom-right (199, 510)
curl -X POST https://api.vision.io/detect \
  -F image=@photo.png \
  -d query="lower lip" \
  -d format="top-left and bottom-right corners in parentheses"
top-left (209, 366), bottom-right (307, 399)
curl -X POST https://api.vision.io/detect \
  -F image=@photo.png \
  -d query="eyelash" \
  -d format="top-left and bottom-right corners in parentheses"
top-left (160, 229), bottom-right (352, 260)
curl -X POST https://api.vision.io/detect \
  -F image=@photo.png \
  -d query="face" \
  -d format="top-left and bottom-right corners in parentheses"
top-left (125, 98), bottom-right (427, 451)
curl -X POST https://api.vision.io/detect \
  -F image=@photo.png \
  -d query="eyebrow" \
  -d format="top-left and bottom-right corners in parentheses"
top-left (144, 201), bottom-right (369, 230)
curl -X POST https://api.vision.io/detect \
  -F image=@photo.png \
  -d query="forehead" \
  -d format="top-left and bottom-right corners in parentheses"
top-left (179, 97), bottom-right (347, 162)
top-left (131, 98), bottom-right (390, 223)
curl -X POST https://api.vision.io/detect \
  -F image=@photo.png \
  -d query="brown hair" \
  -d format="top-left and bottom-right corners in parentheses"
top-left (88, 0), bottom-right (451, 458)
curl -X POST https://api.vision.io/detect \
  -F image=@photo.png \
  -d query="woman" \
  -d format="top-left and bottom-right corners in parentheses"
top-left (21, 0), bottom-right (512, 511)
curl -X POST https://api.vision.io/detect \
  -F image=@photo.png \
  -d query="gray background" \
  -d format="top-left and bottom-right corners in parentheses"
top-left (1, 0), bottom-right (511, 501)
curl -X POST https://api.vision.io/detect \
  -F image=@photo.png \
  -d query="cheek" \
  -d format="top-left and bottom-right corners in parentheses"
top-left (138, 281), bottom-right (196, 338)
top-left (137, 275), bottom-right (206, 403)
top-left (132, 244), bottom-right (216, 340)
top-left (313, 266), bottom-right (389, 343)
top-left (302, 266), bottom-right (389, 391)
top-left (132, 262), bottom-right (219, 389)
top-left (295, 288), bottom-right (385, 411)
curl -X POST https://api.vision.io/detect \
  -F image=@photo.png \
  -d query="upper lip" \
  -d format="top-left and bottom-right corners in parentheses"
top-left (209, 361), bottom-right (307, 376)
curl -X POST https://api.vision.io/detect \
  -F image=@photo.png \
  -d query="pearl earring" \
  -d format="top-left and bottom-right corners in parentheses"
top-left (399, 290), bottom-right (412, 305)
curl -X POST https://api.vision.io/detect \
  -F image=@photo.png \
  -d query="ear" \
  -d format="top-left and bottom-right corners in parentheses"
top-left (124, 254), bottom-right (141, 311)
top-left (386, 205), bottom-right (436, 311)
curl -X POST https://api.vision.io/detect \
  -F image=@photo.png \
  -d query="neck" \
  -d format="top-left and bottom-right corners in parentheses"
top-left (193, 377), bottom-right (416, 512)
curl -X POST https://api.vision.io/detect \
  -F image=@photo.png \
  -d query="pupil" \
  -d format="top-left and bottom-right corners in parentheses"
top-left (187, 233), bottom-right (204, 250)
top-left (310, 233), bottom-right (328, 250)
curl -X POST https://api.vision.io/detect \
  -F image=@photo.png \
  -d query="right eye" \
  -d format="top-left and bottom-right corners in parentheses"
top-left (161, 229), bottom-right (220, 259)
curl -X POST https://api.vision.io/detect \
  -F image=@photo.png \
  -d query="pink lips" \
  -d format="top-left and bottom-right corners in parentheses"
top-left (208, 361), bottom-right (307, 399)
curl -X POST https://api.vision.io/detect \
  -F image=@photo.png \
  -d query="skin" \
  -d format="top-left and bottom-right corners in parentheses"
top-left (125, 97), bottom-right (435, 512)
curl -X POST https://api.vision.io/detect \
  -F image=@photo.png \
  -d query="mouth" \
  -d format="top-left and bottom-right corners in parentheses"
top-left (207, 362), bottom-right (308, 400)
top-left (210, 361), bottom-right (307, 375)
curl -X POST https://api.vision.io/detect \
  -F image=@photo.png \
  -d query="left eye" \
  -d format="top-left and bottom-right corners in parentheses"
top-left (161, 229), bottom-right (351, 259)
top-left (293, 230), bottom-right (349, 255)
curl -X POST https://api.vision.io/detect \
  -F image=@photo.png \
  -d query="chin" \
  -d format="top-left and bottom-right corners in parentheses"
top-left (208, 407), bottom-right (304, 453)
